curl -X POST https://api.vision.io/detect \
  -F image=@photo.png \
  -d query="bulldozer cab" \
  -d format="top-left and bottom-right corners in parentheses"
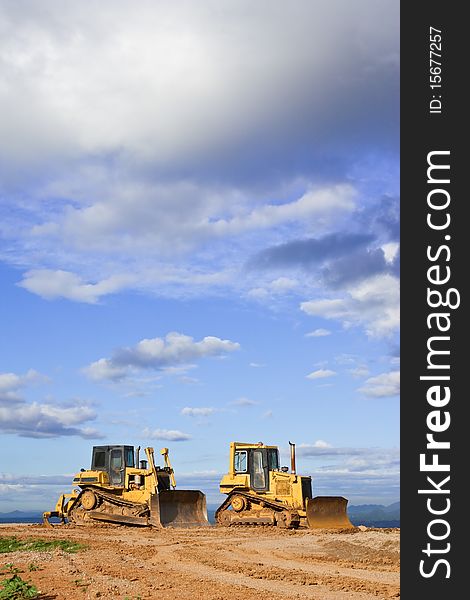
top-left (91, 445), bottom-right (135, 487)
top-left (234, 445), bottom-right (280, 492)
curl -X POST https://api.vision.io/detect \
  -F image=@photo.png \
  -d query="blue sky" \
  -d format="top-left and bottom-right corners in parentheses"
top-left (0, 0), bottom-right (399, 512)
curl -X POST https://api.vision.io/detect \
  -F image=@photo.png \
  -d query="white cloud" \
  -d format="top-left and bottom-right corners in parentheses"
top-left (269, 277), bottom-right (299, 292)
top-left (210, 186), bottom-right (355, 237)
top-left (301, 274), bottom-right (399, 337)
top-left (247, 287), bottom-right (269, 300)
top-left (382, 242), bottom-right (399, 263)
top-left (0, 474), bottom-right (72, 487)
top-left (358, 371), bottom-right (400, 398)
top-left (1, 1), bottom-right (398, 303)
top-left (0, 2), bottom-right (397, 173)
top-left (297, 443), bottom-right (399, 465)
top-left (312, 439), bottom-right (332, 448)
top-left (231, 397), bottom-right (258, 407)
top-left (0, 368), bottom-right (99, 438)
top-left (27, 184), bottom-right (355, 263)
top-left (306, 369), bottom-right (336, 380)
top-left (181, 407), bottom-right (215, 417)
top-left (305, 328), bottom-right (331, 338)
top-left (0, 369), bottom-right (50, 404)
top-left (0, 402), bottom-right (102, 439)
top-left (83, 358), bottom-right (129, 382)
top-left (249, 362), bottom-right (266, 368)
top-left (143, 427), bottom-right (191, 442)
top-left (295, 443), bottom-right (399, 502)
top-left (18, 270), bottom-right (135, 303)
top-left (84, 332), bottom-right (240, 381)
top-left (348, 366), bottom-right (370, 379)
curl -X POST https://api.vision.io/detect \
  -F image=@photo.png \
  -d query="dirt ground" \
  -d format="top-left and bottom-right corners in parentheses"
top-left (0, 523), bottom-right (399, 600)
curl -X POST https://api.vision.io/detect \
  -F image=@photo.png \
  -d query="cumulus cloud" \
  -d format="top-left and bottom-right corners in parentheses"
top-left (83, 358), bottom-right (129, 382)
top-left (0, 368), bottom-right (100, 438)
top-left (0, 1), bottom-right (398, 305)
top-left (247, 275), bottom-right (301, 301)
top-left (208, 186), bottom-right (356, 237)
top-left (0, 1), bottom-right (398, 178)
top-left (306, 369), bottom-right (336, 380)
top-left (249, 195), bottom-right (400, 336)
top-left (0, 369), bottom-right (49, 404)
top-left (382, 242), bottom-right (399, 264)
top-left (181, 407), bottom-right (215, 417)
top-left (305, 329), bottom-right (331, 338)
top-left (358, 371), bottom-right (400, 398)
top-left (248, 209), bottom-right (400, 340)
top-left (18, 270), bottom-right (135, 303)
top-left (0, 401), bottom-right (102, 439)
top-left (25, 183), bottom-right (356, 263)
top-left (84, 332), bottom-right (240, 381)
top-left (301, 273), bottom-right (399, 337)
top-left (143, 427), bottom-right (191, 442)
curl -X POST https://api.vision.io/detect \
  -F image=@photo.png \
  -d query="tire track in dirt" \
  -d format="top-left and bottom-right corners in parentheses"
top-left (1, 523), bottom-right (400, 599)
top-left (156, 540), bottom-right (399, 599)
top-left (194, 543), bottom-right (400, 587)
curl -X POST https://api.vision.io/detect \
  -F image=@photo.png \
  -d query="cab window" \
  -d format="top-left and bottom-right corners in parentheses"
top-left (252, 450), bottom-right (266, 489)
top-left (94, 450), bottom-right (106, 469)
top-left (234, 450), bottom-right (247, 473)
top-left (110, 449), bottom-right (123, 471)
top-left (268, 449), bottom-right (280, 471)
top-left (125, 448), bottom-right (134, 467)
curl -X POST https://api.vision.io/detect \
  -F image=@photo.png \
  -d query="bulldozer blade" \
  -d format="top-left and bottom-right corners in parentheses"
top-left (156, 490), bottom-right (210, 528)
top-left (306, 496), bottom-right (355, 529)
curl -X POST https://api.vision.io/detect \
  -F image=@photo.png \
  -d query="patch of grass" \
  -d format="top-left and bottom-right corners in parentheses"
top-left (0, 564), bottom-right (38, 599)
top-left (73, 577), bottom-right (89, 589)
top-left (0, 536), bottom-right (86, 554)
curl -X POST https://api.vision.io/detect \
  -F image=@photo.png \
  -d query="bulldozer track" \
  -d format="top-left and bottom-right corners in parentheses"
top-left (68, 486), bottom-right (149, 525)
top-left (215, 490), bottom-right (300, 529)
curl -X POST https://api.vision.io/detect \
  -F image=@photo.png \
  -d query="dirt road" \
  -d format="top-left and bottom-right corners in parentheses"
top-left (0, 523), bottom-right (399, 599)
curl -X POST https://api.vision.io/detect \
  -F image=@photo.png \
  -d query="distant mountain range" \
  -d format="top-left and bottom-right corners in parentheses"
top-left (347, 502), bottom-right (400, 527)
top-left (0, 502), bottom-right (400, 527)
top-left (0, 509), bottom-right (43, 523)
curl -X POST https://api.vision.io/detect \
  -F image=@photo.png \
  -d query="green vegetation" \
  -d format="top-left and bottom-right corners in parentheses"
top-left (0, 536), bottom-right (86, 554)
top-left (73, 577), bottom-right (89, 588)
top-left (0, 564), bottom-right (38, 599)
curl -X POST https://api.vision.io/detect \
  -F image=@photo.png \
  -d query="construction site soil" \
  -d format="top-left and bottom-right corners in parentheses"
top-left (0, 523), bottom-right (400, 599)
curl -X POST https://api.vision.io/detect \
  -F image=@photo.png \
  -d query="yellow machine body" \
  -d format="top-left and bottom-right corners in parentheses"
top-left (43, 446), bottom-right (209, 528)
top-left (216, 441), bottom-right (354, 529)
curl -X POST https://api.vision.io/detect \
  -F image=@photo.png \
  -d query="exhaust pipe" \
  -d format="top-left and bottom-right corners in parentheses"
top-left (289, 441), bottom-right (296, 475)
top-left (135, 446), bottom-right (140, 468)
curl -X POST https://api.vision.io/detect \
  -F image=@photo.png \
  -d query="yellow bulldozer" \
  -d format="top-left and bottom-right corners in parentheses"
top-left (43, 444), bottom-right (209, 528)
top-left (215, 441), bottom-right (354, 529)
